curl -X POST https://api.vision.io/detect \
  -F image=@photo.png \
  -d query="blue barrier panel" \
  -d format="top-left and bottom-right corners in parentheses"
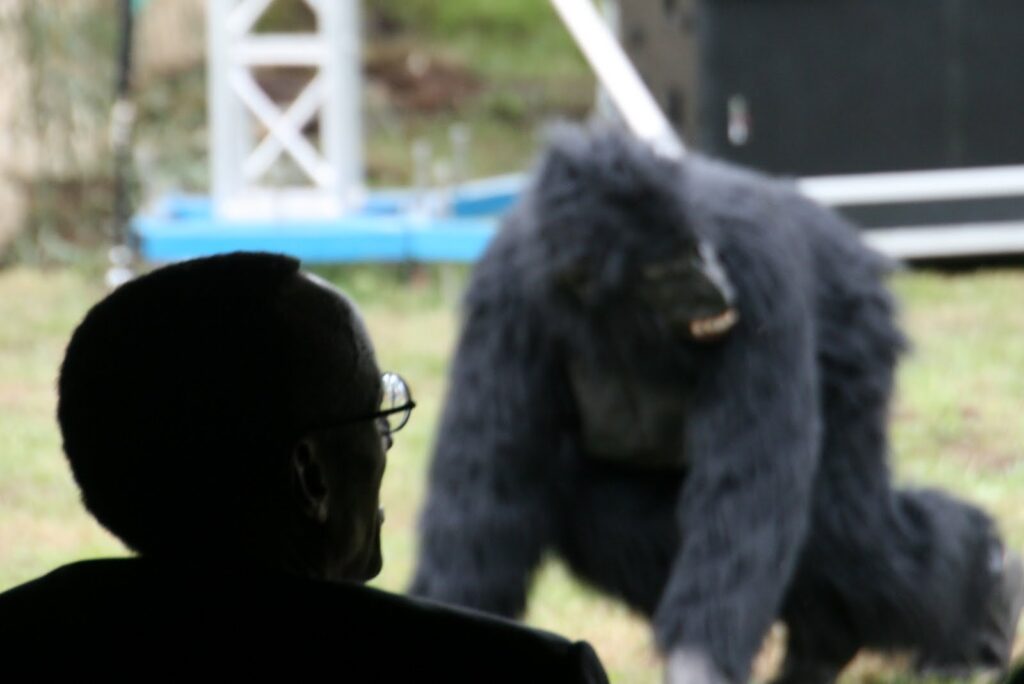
top-left (133, 178), bottom-right (522, 263)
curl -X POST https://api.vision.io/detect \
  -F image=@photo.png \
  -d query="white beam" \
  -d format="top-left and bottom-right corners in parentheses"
top-left (231, 36), bottom-right (329, 66)
top-left (800, 165), bottom-right (1024, 206)
top-left (549, 0), bottom-right (684, 160)
top-left (323, 0), bottom-right (364, 199)
top-left (227, 0), bottom-right (274, 37)
top-left (862, 222), bottom-right (1024, 259)
top-left (243, 73), bottom-right (326, 183)
top-left (229, 68), bottom-right (331, 186)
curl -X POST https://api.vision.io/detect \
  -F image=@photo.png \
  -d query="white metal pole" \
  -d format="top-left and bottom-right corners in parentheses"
top-left (549, 0), bottom-right (685, 160)
top-left (325, 0), bottom-right (364, 205)
top-left (799, 165), bottom-right (1024, 206)
top-left (208, 0), bottom-right (236, 211)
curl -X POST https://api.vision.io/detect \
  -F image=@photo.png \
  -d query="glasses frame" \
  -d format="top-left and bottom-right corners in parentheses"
top-left (305, 372), bottom-right (416, 437)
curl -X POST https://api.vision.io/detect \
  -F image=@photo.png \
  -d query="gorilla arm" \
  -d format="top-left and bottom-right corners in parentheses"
top-left (656, 281), bottom-right (821, 683)
top-left (410, 288), bottom-right (568, 617)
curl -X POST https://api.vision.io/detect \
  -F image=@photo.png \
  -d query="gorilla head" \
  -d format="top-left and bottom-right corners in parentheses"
top-left (526, 126), bottom-right (738, 344)
top-left (502, 127), bottom-right (747, 469)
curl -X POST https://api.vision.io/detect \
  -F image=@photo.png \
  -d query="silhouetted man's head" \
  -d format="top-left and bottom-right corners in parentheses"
top-left (57, 252), bottom-right (404, 582)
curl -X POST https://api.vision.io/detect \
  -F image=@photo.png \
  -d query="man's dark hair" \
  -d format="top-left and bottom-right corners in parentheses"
top-left (58, 252), bottom-right (357, 557)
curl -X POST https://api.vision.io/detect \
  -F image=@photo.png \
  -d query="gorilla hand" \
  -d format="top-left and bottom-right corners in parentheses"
top-left (665, 649), bottom-right (733, 684)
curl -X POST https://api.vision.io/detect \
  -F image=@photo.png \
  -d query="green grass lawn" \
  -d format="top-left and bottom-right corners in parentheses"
top-left (0, 263), bottom-right (1022, 683)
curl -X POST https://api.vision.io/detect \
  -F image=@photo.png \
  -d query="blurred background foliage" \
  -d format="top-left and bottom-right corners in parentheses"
top-left (0, 0), bottom-right (119, 264)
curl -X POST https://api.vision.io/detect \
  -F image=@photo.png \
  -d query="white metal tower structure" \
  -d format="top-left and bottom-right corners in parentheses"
top-left (207, 0), bottom-right (362, 220)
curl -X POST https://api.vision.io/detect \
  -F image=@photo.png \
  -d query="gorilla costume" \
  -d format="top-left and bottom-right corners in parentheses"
top-left (411, 127), bottom-right (1023, 683)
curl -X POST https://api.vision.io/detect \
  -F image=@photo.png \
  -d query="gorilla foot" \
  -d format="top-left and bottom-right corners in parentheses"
top-left (977, 550), bottom-right (1024, 671)
top-left (664, 649), bottom-right (733, 684)
top-left (769, 661), bottom-right (842, 684)
top-left (916, 549), bottom-right (1024, 678)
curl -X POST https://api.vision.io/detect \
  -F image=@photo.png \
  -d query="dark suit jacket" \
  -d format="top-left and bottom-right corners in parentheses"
top-left (0, 558), bottom-right (608, 682)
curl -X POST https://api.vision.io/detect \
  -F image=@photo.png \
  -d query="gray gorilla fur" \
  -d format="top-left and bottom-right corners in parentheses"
top-left (412, 125), bottom-right (1015, 683)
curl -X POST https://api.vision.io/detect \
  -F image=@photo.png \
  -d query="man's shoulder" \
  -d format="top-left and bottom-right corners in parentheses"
top-left (0, 558), bottom-right (122, 615)
top-left (0, 559), bottom-right (608, 683)
top-left (261, 573), bottom-right (610, 683)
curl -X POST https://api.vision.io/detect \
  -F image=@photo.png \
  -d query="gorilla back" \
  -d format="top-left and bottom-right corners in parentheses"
top-left (411, 127), bottom-right (1020, 683)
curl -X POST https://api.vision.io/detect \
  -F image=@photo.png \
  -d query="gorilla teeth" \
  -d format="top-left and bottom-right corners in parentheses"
top-left (690, 309), bottom-right (739, 340)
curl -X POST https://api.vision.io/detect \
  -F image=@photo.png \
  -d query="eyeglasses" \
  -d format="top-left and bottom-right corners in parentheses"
top-left (306, 372), bottom-right (416, 438)
top-left (374, 371), bottom-right (416, 435)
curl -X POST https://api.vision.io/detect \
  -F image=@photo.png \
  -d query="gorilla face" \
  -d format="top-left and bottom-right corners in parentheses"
top-left (561, 239), bottom-right (738, 345)
top-left (562, 239), bottom-right (737, 466)
top-left (633, 241), bottom-right (738, 343)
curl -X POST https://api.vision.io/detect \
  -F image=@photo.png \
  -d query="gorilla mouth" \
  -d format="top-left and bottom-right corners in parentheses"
top-left (690, 308), bottom-right (739, 341)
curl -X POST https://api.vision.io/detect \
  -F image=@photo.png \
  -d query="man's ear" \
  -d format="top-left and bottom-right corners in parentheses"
top-left (291, 438), bottom-right (329, 523)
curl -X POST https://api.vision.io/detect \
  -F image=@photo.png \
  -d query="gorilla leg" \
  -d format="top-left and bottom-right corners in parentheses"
top-left (786, 296), bottom-right (1022, 677)
top-left (896, 489), bottom-right (1024, 675)
top-left (774, 563), bottom-right (861, 684)
top-left (795, 482), bottom-right (1017, 673)
top-left (409, 283), bottom-right (575, 616)
top-left (772, 637), bottom-right (854, 684)
top-left (411, 463), bottom-right (555, 616)
top-left (774, 486), bottom-right (1017, 682)
top-left (554, 459), bottom-right (682, 617)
